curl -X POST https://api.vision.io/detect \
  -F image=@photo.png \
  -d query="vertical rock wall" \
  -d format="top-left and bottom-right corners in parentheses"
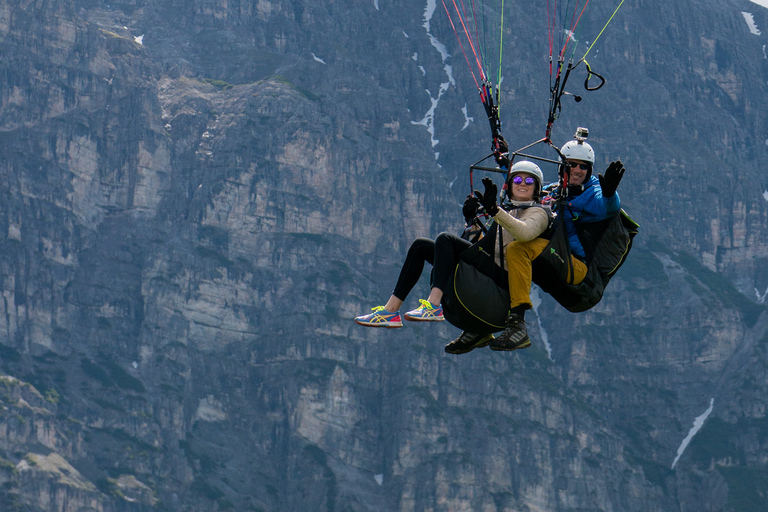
top-left (0, 0), bottom-right (767, 511)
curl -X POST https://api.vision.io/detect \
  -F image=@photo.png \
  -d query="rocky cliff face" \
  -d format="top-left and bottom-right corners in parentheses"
top-left (1, 0), bottom-right (768, 511)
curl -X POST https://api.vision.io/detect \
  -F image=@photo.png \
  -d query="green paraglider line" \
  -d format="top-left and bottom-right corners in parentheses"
top-left (558, 0), bottom-right (589, 60)
top-left (450, 0), bottom-right (623, 198)
top-left (440, 0), bottom-right (508, 142)
top-left (497, 0), bottom-right (504, 95)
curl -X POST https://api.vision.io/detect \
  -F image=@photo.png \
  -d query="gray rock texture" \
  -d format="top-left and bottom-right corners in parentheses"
top-left (1, 0), bottom-right (768, 511)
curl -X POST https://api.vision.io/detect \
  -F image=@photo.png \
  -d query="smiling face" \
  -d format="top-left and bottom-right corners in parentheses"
top-left (510, 173), bottom-right (536, 202)
top-left (567, 159), bottom-right (590, 186)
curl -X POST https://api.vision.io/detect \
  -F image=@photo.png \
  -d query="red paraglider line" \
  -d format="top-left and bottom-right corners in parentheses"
top-left (441, 0), bottom-right (481, 89)
top-left (559, 0), bottom-right (590, 58)
top-left (449, 0), bottom-right (487, 82)
top-left (458, 0), bottom-right (484, 73)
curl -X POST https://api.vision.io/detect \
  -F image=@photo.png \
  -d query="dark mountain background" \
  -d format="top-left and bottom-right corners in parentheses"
top-left (1, 0), bottom-right (768, 510)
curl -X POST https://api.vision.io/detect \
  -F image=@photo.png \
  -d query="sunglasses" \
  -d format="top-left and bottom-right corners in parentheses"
top-left (512, 175), bottom-right (536, 186)
top-left (568, 162), bottom-right (590, 170)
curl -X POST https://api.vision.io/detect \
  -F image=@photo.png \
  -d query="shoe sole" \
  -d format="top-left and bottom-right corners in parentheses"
top-left (490, 339), bottom-right (531, 351)
top-left (403, 314), bottom-right (445, 322)
top-left (354, 319), bottom-right (402, 328)
top-left (445, 338), bottom-right (492, 355)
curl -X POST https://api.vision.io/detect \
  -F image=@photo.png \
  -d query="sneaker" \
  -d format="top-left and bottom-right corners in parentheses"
top-left (490, 313), bottom-right (531, 351)
top-left (445, 331), bottom-right (494, 355)
top-left (404, 299), bottom-right (445, 322)
top-left (354, 306), bottom-right (403, 328)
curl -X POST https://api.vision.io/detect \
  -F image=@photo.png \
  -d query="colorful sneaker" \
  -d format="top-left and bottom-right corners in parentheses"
top-left (404, 299), bottom-right (445, 322)
top-left (444, 331), bottom-right (494, 354)
top-left (354, 306), bottom-right (403, 328)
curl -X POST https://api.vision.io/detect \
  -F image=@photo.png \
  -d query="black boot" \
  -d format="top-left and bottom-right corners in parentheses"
top-left (445, 331), bottom-right (494, 355)
top-left (490, 312), bottom-right (530, 351)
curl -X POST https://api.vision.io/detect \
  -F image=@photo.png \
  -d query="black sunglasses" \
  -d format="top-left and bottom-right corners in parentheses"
top-left (568, 162), bottom-right (590, 170)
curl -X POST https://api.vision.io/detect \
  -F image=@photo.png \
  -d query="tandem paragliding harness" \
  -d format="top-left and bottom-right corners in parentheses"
top-left (532, 189), bottom-right (639, 313)
top-left (442, 203), bottom-right (554, 335)
top-left (442, 220), bottom-right (510, 334)
top-left (443, 148), bottom-right (638, 333)
top-left (436, 0), bottom-right (634, 331)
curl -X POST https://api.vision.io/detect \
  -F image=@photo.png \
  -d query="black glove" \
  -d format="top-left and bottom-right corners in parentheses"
top-left (474, 177), bottom-right (499, 216)
top-left (598, 160), bottom-right (625, 198)
top-left (462, 194), bottom-right (480, 222)
top-left (493, 135), bottom-right (510, 169)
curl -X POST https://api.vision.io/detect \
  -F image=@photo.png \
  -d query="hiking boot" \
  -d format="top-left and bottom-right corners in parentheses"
top-left (354, 306), bottom-right (403, 328)
top-left (445, 331), bottom-right (494, 355)
top-left (404, 299), bottom-right (445, 322)
top-left (490, 313), bottom-right (531, 351)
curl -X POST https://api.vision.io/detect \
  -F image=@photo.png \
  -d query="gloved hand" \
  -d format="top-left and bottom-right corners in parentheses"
top-left (598, 160), bottom-right (625, 198)
top-left (474, 177), bottom-right (499, 216)
top-left (493, 135), bottom-right (510, 169)
top-left (462, 194), bottom-right (481, 223)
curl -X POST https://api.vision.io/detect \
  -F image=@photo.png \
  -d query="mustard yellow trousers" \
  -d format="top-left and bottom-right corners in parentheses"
top-left (505, 238), bottom-right (588, 309)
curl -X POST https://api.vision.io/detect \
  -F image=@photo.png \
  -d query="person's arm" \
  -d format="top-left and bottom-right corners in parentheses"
top-left (592, 187), bottom-right (620, 216)
top-left (493, 207), bottom-right (549, 242)
top-left (596, 161), bottom-right (624, 215)
top-left (578, 179), bottom-right (620, 219)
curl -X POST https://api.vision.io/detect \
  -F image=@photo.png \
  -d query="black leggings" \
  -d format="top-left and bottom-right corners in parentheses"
top-left (392, 232), bottom-right (472, 301)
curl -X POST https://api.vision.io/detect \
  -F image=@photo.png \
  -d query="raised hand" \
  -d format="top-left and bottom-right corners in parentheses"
top-left (598, 160), bottom-right (625, 198)
top-left (474, 177), bottom-right (499, 216)
top-left (463, 194), bottom-right (481, 222)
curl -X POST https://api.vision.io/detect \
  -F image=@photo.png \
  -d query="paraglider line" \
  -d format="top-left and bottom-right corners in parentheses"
top-left (449, 0), bottom-right (486, 81)
top-left (441, 0), bottom-right (481, 89)
top-left (581, 0), bottom-right (625, 61)
top-left (560, 0), bottom-right (590, 58)
top-left (464, 0), bottom-right (484, 71)
top-left (498, 0), bottom-right (505, 89)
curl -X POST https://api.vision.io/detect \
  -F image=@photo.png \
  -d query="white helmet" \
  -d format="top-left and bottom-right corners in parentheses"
top-left (507, 160), bottom-right (544, 191)
top-left (560, 140), bottom-right (595, 164)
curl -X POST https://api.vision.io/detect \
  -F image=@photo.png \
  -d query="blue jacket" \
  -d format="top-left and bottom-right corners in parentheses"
top-left (547, 176), bottom-right (621, 260)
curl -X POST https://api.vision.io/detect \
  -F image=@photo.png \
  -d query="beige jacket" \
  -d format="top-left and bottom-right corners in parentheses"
top-left (490, 201), bottom-right (551, 270)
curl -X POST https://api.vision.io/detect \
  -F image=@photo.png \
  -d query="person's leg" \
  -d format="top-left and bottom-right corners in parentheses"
top-left (355, 238), bottom-right (434, 328)
top-left (429, 233), bottom-right (489, 351)
top-left (429, 232), bottom-right (472, 304)
top-left (505, 238), bottom-right (550, 310)
top-left (406, 232), bottom-right (471, 321)
top-left (491, 238), bottom-right (549, 351)
top-left (493, 239), bottom-right (589, 350)
top-left (568, 255), bottom-right (588, 285)
top-left (391, 237), bottom-right (435, 306)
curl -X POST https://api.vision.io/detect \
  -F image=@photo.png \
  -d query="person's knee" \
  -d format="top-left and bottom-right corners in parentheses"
top-left (435, 232), bottom-right (461, 253)
top-left (407, 237), bottom-right (433, 256)
top-left (411, 237), bottom-right (433, 248)
top-left (505, 240), bottom-right (525, 259)
top-left (506, 238), bottom-right (547, 261)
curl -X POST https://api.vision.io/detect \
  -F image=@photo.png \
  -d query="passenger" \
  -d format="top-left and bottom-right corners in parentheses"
top-left (491, 135), bottom-right (625, 351)
top-left (355, 161), bottom-right (551, 355)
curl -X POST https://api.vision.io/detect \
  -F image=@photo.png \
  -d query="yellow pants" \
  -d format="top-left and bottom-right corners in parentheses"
top-left (505, 238), bottom-right (588, 309)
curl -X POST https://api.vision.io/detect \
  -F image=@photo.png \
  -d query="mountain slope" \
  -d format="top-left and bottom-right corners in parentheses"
top-left (0, 0), bottom-right (767, 511)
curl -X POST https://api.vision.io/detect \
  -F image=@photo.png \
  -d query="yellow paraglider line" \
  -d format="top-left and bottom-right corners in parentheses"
top-left (580, 0), bottom-right (626, 62)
